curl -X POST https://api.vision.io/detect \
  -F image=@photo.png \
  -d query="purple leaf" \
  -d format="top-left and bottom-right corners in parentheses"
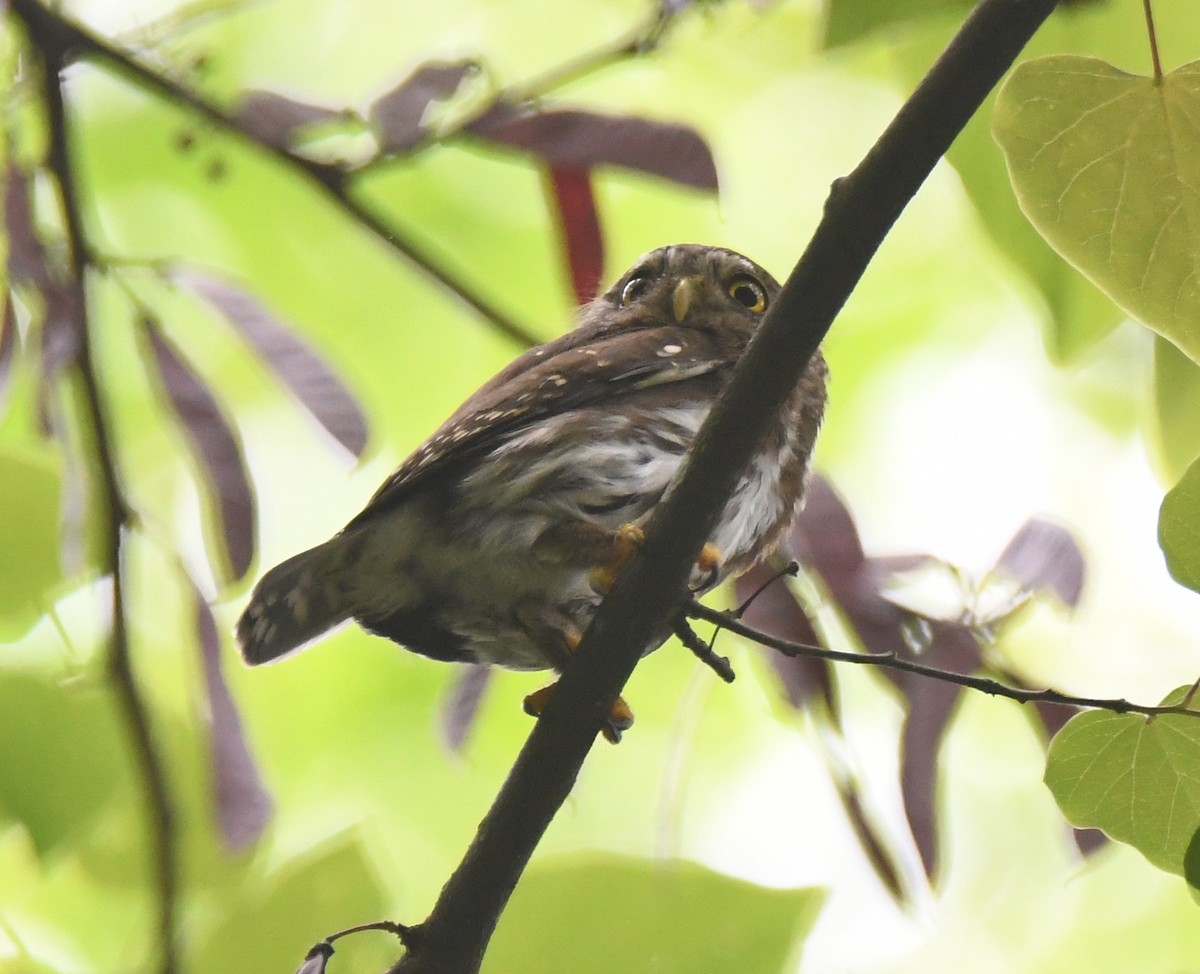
top-left (786, 475), bottom-right (865, 598)
top-left (469, 104), bottom-right (719, 190)
top-left (995, 518), bottom-right (1085, 607)
top-left (892, 623), bottom-right (980, 879)
top-left (174, 270), bottom-right (368, 457)
top-left (1030, 698), bottom-right (1078, 741)
top-left (39, 281), bottom-right (84, 377)
top-left (898, 679), bottom-right (955, 880)
top-left (147, 323), bottom-right (256, 580)
top-left (40, 395), bottom-right (90, 574)
top-left (5, 163), bottom-right (81, 381)
top-left (1072, 827), bottom-right (1108, 856)
top-left (441, 665), bottom-right (492, 753)
top-left (370, 60), bottom-right (478, 153)
top-left (834, 776), bottom-right (907, 903)
top-left (787, 477), bottom-right (913, 658)
top-left (733, 562), bottom-right (835, 714)
top-left (236, 90), bottom-right (344, 149)
top-left (295, 942), bottom-right (334, 974)
top-left (5, 164), bottom-right (48, 287)
top-left (193, 585), bottom-right (272, 850)
top-left (547, 166), bottom-right (604, 306)
top-left (36, 282), bottom-right (85, 441)
top-left (0, 295), bottom-right (15, 415)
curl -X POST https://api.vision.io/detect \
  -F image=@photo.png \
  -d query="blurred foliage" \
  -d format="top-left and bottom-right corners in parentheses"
top-left (486, 855), bottom-right (823, 974)
top-left (1161, 457), bottom-right (1200, 593)
top-left (3, 0), bottom-right (1200, 973)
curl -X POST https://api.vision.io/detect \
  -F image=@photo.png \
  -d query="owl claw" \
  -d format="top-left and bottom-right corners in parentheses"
top-left (523, 682), bottom-right (635, 744)
top-left (522, 684), bottom-right (556, 719)
top-left (694, 542), bottom-right (722, 590)
top-left (588, 523), bottom-right (646, 594)
top-left (602, 696), bottom-right (635, 744)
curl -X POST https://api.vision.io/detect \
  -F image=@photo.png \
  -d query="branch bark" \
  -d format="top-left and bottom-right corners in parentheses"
top-left (388, 1), bottom-right (1060, 972)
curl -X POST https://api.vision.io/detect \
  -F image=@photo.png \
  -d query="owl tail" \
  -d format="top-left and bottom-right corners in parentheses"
top-left (236, 539), bottom-right (353, 664)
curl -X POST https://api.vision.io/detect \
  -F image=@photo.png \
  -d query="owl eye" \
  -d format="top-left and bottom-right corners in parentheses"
top-left (728, 276), bottom-right (768, 313)
top-left (621, 276), bottom-right (651, 306)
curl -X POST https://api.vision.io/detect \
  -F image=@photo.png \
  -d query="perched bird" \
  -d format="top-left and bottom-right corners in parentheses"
top-left (236, 244), bottom-right (827, 740)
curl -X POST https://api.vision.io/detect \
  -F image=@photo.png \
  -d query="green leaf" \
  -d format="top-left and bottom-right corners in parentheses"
top-left (891, 27), bottom-right (1124, 363)
top-left (994, 57), bottom-right (1200, 364)
top-left (485, 855), bottom-right (824, 974)
top-left (1045, 689), bottom-right (1200, 880)
top-left (1160, 457), bottom-right (1200, 593)
top-left (821, 0), bottom-right (971, 48)
top-left (190, 836), bottom-right (394, 974)
top-left (1153, 335), bottom-right (1200, 482)
top-left (0, 672), bottom-right (129, 855)
top-left (0, 447), bottom-right (65, 638)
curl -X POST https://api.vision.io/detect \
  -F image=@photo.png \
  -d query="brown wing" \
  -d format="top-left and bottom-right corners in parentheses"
top-left (343, 319), bottom-right (733, 531)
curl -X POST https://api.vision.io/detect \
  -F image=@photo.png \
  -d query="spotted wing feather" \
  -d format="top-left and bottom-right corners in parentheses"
top-left (345, 323), bottom-right (730, 530)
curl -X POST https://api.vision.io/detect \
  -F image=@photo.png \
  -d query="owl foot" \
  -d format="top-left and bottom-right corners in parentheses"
top-left (523, 682), bottom-right (635, 744)
top-left (694, 542), bottom-right (722, 590)
top-left (588, 523), bottom-right (646, 594)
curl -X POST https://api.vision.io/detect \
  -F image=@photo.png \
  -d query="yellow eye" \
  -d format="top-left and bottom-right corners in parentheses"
top-left (621, 276), bottom-right (651, 306)
top-left (728, 276), bottom-right (767, 313)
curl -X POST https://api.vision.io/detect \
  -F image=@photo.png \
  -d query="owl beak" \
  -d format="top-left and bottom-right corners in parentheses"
top-left (672, 277), bottom-right (700, 324)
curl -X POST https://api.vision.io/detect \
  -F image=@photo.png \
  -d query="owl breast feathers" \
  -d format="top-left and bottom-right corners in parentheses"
top-left (236, 244), bottom-right (827, 684)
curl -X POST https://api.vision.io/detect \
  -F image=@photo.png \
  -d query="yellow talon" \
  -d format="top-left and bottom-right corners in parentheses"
top-left (523, 681), bottom-right (635, 744)
top-left (617, 523), bottom-right (646, 548)
top-left (602, 697), bottom-right (635, 744)
top-left (588, 523), bottom-right (646, 594)
top-left (523, 683), bottom-right (557, 718)
top-left (697, 542), bottom-right (721, 574)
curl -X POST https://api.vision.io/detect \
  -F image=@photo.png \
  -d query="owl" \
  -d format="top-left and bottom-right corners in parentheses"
top-left (236, 244), bottom-right (828, 740)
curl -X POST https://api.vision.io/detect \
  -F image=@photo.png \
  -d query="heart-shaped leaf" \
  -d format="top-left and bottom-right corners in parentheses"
top-left (1160, 455), bottom-right (1200, 594)
top-left (994, 57), bottom-right (1200, 363)
top-left (1153, 335), bottom-right (1200, 482)
top-left (1045, 688), bottom-right (1200, 880)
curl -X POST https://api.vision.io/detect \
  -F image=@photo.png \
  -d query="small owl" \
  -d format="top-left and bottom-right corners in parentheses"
top-left (236, 244), bottom-right (827, 739)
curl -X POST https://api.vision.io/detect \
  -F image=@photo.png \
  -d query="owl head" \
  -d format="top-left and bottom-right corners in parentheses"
top-left (589, 244), bottom-right (781, 333)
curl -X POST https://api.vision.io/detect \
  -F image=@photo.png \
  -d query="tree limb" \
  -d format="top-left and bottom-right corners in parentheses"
top-left (387, 1), bottom-right (1060, 972)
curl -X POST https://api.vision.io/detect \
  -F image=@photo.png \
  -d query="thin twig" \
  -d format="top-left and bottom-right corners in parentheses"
top-left (27, 17), bottom-right (180, 974)
top-left (9, 0), bottom-right (542, 347)
top-left (325, 919), bottom-right (412, 946)
top-left (687, 600), bottom-right (1200, 721)
top-left (671, 615), bottom-right (735, 683)
top-left (1142, 0), bottom-right (1164, 83)
top-left (364, 7), bottom-right (680, 168)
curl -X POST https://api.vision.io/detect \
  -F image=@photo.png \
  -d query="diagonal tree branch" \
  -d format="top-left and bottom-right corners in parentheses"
top-left (686, 601), bottom-right (1200, 721)
top-left (386, 1), bottom-right (1061, 972)
top-left (9, 0), bottom-right (543, 347)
